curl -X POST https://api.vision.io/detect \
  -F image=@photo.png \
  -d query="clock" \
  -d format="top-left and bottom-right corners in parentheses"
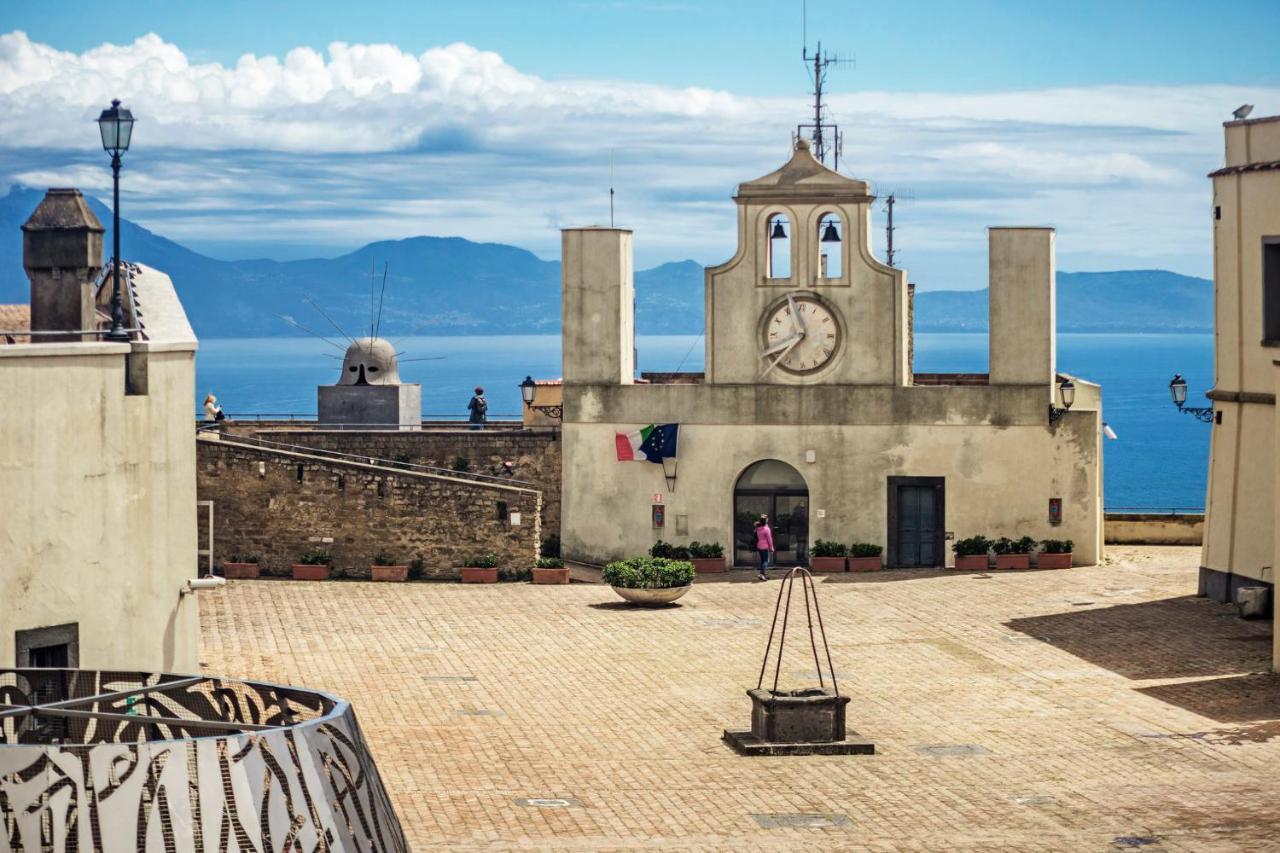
top-left (760, 293), bottom-right (841, 376)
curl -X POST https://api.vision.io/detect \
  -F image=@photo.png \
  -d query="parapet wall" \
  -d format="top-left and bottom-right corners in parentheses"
top-left (1104, 513), bottom-right (1204, 546)
top-left (197, 437), bottom-right (542, 578)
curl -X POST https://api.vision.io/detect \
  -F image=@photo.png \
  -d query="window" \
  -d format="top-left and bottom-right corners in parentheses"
top-left (1265, 238), bottom-right (1280, 343)
top-left (15, 623), bottom-right (79, 668)
top-left (817, 213), bottom-right (843, 279)
top-left (767, 214), bottom-right (791, 279)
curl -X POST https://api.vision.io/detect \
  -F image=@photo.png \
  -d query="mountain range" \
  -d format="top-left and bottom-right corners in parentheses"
top-left (0, 186), bottom-right (1212, 337)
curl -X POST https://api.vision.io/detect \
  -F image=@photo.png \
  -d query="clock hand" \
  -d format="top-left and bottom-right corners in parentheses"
top-left (787, 293), bottom-right (805, 334)
top-left (761, 335), bottom-right (801, 377)
top-left (759, 333), bottom-right (801, 358)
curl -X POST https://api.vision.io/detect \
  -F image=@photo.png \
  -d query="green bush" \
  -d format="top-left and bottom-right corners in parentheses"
top-left (689, 541), bottom-right (724, 559)
top-left (602, 556), bottom-right (695, 589)
top-left (297, 550), bottom-right (332, 565)
top-left (372, 552), bottom-right (399, 566)
top-left (536, 557), bottom-right (564, 568)
top-left (409, 558), bottom-right (425, 581)
top-left (540, 535), bottom-right (561, 558)
top-left (465, 554), bottom-right (499, 568)
top-left (952, 536), bottom-right (991, 557)
top-left (228, 554), bottom-right (259, 564)
top-left (649, 540), bottom-right (673, 558)
top-left (849, 542), bottom-right (883, 558)
top-left (812, 539), bottom-right (848, 557)
top-left (992, 536), bottom-right (1037, 555)
top-left (499, 568), bottom-right (532, 582)
top-left (1040, 539), bottom-right (1074, 554)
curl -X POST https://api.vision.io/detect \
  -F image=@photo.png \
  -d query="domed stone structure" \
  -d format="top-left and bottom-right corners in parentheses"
top-left (318, 337), bottom-right (420, 429)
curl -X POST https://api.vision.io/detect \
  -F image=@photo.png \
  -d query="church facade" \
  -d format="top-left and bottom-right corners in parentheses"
top-left (560, 139), bottom-right (1103, 568)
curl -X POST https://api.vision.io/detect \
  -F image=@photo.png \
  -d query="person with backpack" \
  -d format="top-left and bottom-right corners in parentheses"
top-left (467, 386), bottom-right (488, 430)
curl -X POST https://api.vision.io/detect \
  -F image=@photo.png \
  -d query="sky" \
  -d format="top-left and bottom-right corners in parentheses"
top-left (1, 0), bottom-right (1277, 288)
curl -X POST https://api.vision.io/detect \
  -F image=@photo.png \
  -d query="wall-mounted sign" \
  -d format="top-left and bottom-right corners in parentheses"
top-left (652, 493), bottom-right (663, 503)
top-left (1048, 497), bottom-right (1062, 525)
top-left (652, 504), bottom-right (665, 528)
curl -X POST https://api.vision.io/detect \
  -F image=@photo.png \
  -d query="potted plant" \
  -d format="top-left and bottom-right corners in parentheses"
top-left (533, 556), bottom-right (570, 585)
top-left (461, 554), bottom-right (499, 584)
top-left (371, 552), bottom-right (408, 582)
top-left (992, 536), bottom-right (1036, 569)
top-left (1037, 538), bottom-right (1074, 569)
top-left (810, 540), bottom-right (847, 572)
top-left (603, 556), bottom-right (695, 605)
top-left (688, 541), bottom-right (727, 574)
top-left (952, 536), bottom-right (991, 571)
top-left (222, 554), bottom-right (260, 580)
top-left (848, 542), bottom-right (883, 572)
top-left (292, 550), bottom-right (332, 581)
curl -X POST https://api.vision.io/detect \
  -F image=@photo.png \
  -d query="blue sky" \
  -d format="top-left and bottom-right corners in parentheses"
top-left (1, 1), bottom-right (1277, 287)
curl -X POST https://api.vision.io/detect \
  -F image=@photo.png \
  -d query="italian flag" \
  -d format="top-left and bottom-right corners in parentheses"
top-left (615, 423), bottom-right (678, 463)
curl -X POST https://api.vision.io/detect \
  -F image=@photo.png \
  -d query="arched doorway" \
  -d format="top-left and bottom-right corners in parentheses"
top-left (734, 460), bottom-right (810, 567)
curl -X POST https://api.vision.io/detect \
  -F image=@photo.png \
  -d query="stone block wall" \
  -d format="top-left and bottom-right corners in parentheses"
top-left (197, 439), bottom-right (542, 578)
top-left (233, 426), bottom-right (562, 541)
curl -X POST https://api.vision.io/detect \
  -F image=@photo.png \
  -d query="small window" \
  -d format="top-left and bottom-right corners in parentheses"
top-left (767, 214), bottom-right (791, 279)
top-left (296, 464), bottom-right (304, 483)
top-left (15, 623), bottom-right (79, 668)
top-left (818, 213), bottom-right (843, 279)
top-left (1264, 239), bottom-right (1280, 343)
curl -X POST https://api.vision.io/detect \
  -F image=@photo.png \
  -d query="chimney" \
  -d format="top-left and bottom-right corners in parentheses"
top-left (22, 189), bottom-right (104, 342)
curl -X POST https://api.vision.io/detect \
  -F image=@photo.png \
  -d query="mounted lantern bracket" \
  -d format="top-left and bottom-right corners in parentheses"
top-left (661, 458), bottom-right (677, 492)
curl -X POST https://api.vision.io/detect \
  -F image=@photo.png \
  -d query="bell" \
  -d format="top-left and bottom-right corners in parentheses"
top-left (821, 221), bottom-right (840, 242)
top-left (770, 220), bottom-right (787, 240)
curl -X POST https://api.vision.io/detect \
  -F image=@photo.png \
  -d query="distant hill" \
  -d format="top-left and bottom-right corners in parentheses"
top-left (0, 186), bottom-right (1212, 337)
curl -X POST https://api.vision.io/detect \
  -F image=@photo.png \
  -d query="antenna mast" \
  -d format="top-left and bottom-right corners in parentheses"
top-left (609, 149), bottom-right (615, 228)
top-left (798, 39), bottom-right (852, 170)
top-left (885, 193), bottom-right (896, 268)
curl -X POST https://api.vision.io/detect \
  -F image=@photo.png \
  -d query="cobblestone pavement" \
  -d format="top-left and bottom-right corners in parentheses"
top-left (199, 547), bottom-right (1280, 851)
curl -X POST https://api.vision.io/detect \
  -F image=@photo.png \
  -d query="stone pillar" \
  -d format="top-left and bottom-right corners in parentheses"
top-left (561, 227), bottom-right (635, 386)
top-left (988, 227), bottom-right (1055, 392)
top-left (22, 189), bottom-right (104, 342)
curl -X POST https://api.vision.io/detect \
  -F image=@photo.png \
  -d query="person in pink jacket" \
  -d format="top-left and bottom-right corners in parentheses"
top-left (753, 518), bottom-right (775, 581)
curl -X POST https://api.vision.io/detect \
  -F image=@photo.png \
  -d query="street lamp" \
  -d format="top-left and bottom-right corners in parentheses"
top-left (97, 99), bottom-right (135, 342)
top-left (1048, 378), bottom-right (1075, 426)
top-left (1168, 374), bottom-right (1215, 424)
top-left (519, 375), bottom-right (562, 419)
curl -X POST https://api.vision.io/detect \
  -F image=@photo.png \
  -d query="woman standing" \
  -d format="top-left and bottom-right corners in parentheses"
top-left (753, 518), bottom-right (775, 581)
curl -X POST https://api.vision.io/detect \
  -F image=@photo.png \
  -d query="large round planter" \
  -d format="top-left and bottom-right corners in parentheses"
top-left (371, 565), bottom-right (408, 582)
top-left (291, 563), bottom-right (330, 581)
top-left (1037, 552), bottom-right (1073, 569)
top-left (692, 557), bottom-right (727, 574)
top-left (611, 585), bottom-right (691, 606)
top-left (461, 567), bottom-right (498, 584)
top-left (995, 554), bottom-right (1031, 570)
top-left (222, 561), bottom-right (260, 579)
top-left (847, 556), bottom-right (883, 572)
top-left (810, 556), bottom-right (847, 573)
top-left (952, 554), bottom-right (989, 571)
top-left (532, 567), bottom-right (571, 584)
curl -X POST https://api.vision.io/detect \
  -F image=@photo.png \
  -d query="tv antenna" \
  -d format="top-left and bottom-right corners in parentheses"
top-left (798, 5), bottom-right (853, 170)
top-left (609, 149), bottom-right (616, 228)
top-left (880, 190), bottom-right (914, 268)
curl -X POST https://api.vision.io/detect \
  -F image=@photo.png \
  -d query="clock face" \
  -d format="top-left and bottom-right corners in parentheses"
top-left (761, 294), bottom-right (841, 375)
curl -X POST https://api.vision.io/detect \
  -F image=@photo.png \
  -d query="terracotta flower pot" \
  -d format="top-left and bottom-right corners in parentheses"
top-left (460, 567), bottom-right (498, 584)
top-left (371, 565), bottom-right (408, 582)
top-left (952, 554), bottom-right (989, 571)
top-left (291, 563), bottom-right (330, 581)
top-left (1037, 552), bottom-right (1073, 569)
top-left (810, 556), bottom-right (847, 573)
top-left (995, 554), bottom-right (1031, 570)
top-left (847, 556), bottom-right (883, 572)
top-left (692, 557), bottom-right (727, 574)
top-left (222, 562), bottom-right (260, 579)
top-left (532, 567), bottom-right (570, 584)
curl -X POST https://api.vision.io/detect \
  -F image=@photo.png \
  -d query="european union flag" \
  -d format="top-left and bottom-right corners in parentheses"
top-left (638, 423), bottom-right (678, 464)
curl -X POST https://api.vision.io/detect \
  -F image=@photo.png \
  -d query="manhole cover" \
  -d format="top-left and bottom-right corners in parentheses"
top-left (752, 813), bottom-right (849, 829)
top-left (914, 744), bottom-right (989, 756)
top-left (515, 797), bottom-right (582, 808)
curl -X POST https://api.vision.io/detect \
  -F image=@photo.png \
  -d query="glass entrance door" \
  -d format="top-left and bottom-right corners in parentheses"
top-left (733, 460), bottom-right (810, 567)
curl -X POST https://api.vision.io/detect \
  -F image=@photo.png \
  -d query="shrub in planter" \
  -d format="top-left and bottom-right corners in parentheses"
top-left (371, 552), bottom-right (408, 582)
top-left (649, 540), bottom-right (691, 560)
top-left (222, 554), bottom-right (260, 580)
top-left (499, 568), bottom-right (533, 582)
top-left (810, 539), bottom-right (848, 572)
top-left (848, 542), bottom-right (883, 572)
top-left (688, 541), bottom-right (727, 574)
top-left (951, 536), bottom-right (991, 570)
top-left (1037, 538), bottom-right (1074, 569)
top-left (992, 536), bottom-right (1036, 569)
top-left (292, 550), bottom-right (332, 581)
top-left (533, 556), bottom-right (570, 585)
top-left (603, 556), bottom-right (695, 605)
top-left (461, 553), bottom-right (499, 584)
top-left (540, 535), bottom-right (561, 559)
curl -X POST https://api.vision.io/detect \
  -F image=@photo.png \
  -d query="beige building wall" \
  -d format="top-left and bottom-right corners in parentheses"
top-left (0, 265), bottom-right (199, 672)
top-left (562, 228), bottom-right (634, 386)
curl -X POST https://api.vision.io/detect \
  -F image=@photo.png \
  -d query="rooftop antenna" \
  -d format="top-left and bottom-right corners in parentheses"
top-left (880, 189), bottom-right (915, 268)
top-left (799, 1), bottom-right (853, 170)
top-left (609, 149), bottom-right (616, 228)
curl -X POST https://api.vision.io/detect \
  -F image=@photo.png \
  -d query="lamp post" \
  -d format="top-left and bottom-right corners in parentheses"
top-left (519, 375), bottom-right (562, 419)
top-left (1168, 374), bottom-right (1215, 424)
top-left (1048, 378), bottom-right (1075, 426)
top-left (97, 99), bottom-right (135, 342)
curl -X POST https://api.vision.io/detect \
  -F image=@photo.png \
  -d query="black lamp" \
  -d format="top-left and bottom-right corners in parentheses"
top-left (520, 375), bottom-right (536, 406)
top-left (97, 99), bottom-right (135, 343)
top-left (1168, 373), bottom-right (1214, 423)
top-left (1048, 377), bottom-right (1076, 426)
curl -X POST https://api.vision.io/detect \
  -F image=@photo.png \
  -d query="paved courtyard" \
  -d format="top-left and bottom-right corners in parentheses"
top-left (198, 547), bottom-right (1280, 850)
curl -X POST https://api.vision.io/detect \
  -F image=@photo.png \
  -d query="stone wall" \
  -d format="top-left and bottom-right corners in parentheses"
top-left (231, 425), bottom-right (562, 540)
top-left (1104, 513), bottom-right (1204, 546)
top-left (197, 438), bottom-right (542, 578)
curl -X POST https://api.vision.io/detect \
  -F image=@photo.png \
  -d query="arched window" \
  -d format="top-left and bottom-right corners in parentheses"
top-left (733, 459), bottom-right (809, 566)
top-left (767, 214), bottom-right (790, 279)
top-left (818, 212), bottom-right (842, 279)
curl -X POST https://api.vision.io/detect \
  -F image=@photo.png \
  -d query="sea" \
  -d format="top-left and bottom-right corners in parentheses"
top-left (196, 333), bottom-right (1214, 511)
